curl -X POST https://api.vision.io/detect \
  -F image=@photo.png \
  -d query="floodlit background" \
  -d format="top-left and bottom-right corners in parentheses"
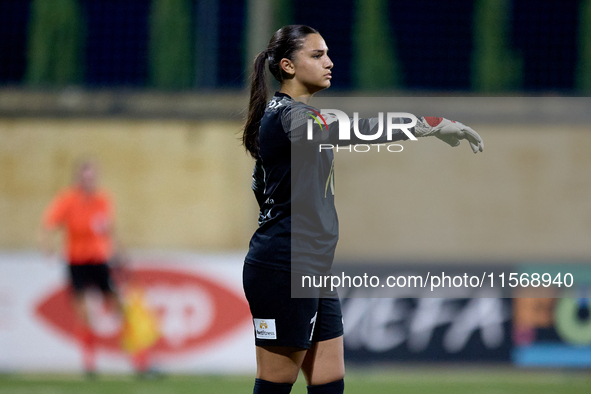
top-left (1, 0), bottom-right (590, 392)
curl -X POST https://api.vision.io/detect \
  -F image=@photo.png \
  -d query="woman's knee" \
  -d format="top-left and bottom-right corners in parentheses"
top-left (256, 345), bottom-right (306, 384)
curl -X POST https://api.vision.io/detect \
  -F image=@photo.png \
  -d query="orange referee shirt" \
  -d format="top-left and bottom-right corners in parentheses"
top-left (43, 187), bottom-right (114, 265)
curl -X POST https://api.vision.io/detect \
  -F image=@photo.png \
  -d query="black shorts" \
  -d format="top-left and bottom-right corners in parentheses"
top-left (68, 263), bottom-right (116, 295)
top-left (243, 263), bottom-right (343, 349)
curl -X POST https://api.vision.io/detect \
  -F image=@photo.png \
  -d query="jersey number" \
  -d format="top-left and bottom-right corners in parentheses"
top-left (309, 312), bottom-right (318, 341)
top-left (324, 159), bottom-right (335, 198)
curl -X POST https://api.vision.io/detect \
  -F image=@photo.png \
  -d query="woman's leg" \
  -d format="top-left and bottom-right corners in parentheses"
top-left (256, 345), bottom-right (307, 383)
top-left (301, 295), bottom-right (345, 393)
top-left (244, 264), bottom-right (326, 391)
top-left (301, 335), bottom-right (345, 386)
top-left (253, 345), bottom-right (307, 393)
top-left (71, 291), bottom-right (96, 373)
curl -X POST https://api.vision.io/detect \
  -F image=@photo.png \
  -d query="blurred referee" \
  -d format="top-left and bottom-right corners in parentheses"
top-left (40, 159), bottom-right (121, 375)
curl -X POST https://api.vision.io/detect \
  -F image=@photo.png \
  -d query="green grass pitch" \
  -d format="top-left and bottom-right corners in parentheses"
top-left (1, 366), bottom-right (589, 393)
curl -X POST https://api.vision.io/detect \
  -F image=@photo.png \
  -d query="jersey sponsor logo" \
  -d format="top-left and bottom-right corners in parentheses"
top-left (254, 318), bottom-right (277, 339)
top-left (35, 266), bottom-right (251, 356)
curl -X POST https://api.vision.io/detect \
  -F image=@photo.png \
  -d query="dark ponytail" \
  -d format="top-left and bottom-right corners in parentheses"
top-left (243, 50), bottom-right (268, 159)
top-left (242, 25), bottom-right (319, 159)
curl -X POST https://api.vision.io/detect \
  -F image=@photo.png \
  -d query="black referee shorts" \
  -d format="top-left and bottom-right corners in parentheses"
top-left (243, 263), bottom-right (343, 349)
top-left (68, 263), bottom-right (116, 295)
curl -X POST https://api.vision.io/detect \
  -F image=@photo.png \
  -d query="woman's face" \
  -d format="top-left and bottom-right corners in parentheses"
top-left (290, 33), bottom-right (333, 94)
top-left (77, 163), bottom-right (98, 192)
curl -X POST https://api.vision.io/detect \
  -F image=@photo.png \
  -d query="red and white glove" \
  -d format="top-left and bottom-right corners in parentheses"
top-left (415, 117), bottom-right (484, 153)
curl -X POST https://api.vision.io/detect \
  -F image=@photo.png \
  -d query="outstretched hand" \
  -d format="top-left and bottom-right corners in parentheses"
top-left (415, 117), bottom-right (484, 153)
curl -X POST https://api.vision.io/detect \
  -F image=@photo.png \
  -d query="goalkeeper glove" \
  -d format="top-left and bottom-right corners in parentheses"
top-left (414, 117), bottom-right (484, 153)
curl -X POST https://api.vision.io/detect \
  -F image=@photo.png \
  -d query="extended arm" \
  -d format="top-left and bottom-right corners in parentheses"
top-left (282, 102), bottom-right (484, 153)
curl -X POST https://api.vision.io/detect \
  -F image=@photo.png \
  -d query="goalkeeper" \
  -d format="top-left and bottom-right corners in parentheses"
top-left (241, 25), bottom-right (483, 394)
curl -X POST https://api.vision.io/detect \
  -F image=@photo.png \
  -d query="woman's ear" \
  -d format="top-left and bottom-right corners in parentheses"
top-left (280, 58), bottom-right (295, 76)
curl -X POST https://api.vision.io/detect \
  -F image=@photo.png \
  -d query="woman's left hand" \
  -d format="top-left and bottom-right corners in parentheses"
top-left (415, 117), bottom-right (484, 153)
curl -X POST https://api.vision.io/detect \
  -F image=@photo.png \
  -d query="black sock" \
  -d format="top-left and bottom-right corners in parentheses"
top-left (307, 378), bottom-right (344, 393)
top-left (253, 378), bottom-right (293, 394)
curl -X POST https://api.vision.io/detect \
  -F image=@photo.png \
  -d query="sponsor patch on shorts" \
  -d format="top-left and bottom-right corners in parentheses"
top-left (254, 318), bottom-right (277, 340)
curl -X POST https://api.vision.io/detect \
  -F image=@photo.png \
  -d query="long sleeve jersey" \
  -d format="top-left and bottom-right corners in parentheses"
top-left (244, 92), bottom-right (412, 275)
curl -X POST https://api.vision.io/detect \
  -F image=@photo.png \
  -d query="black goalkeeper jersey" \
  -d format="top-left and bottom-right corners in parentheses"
top-left (245, 92), bottom-right (411, 275)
